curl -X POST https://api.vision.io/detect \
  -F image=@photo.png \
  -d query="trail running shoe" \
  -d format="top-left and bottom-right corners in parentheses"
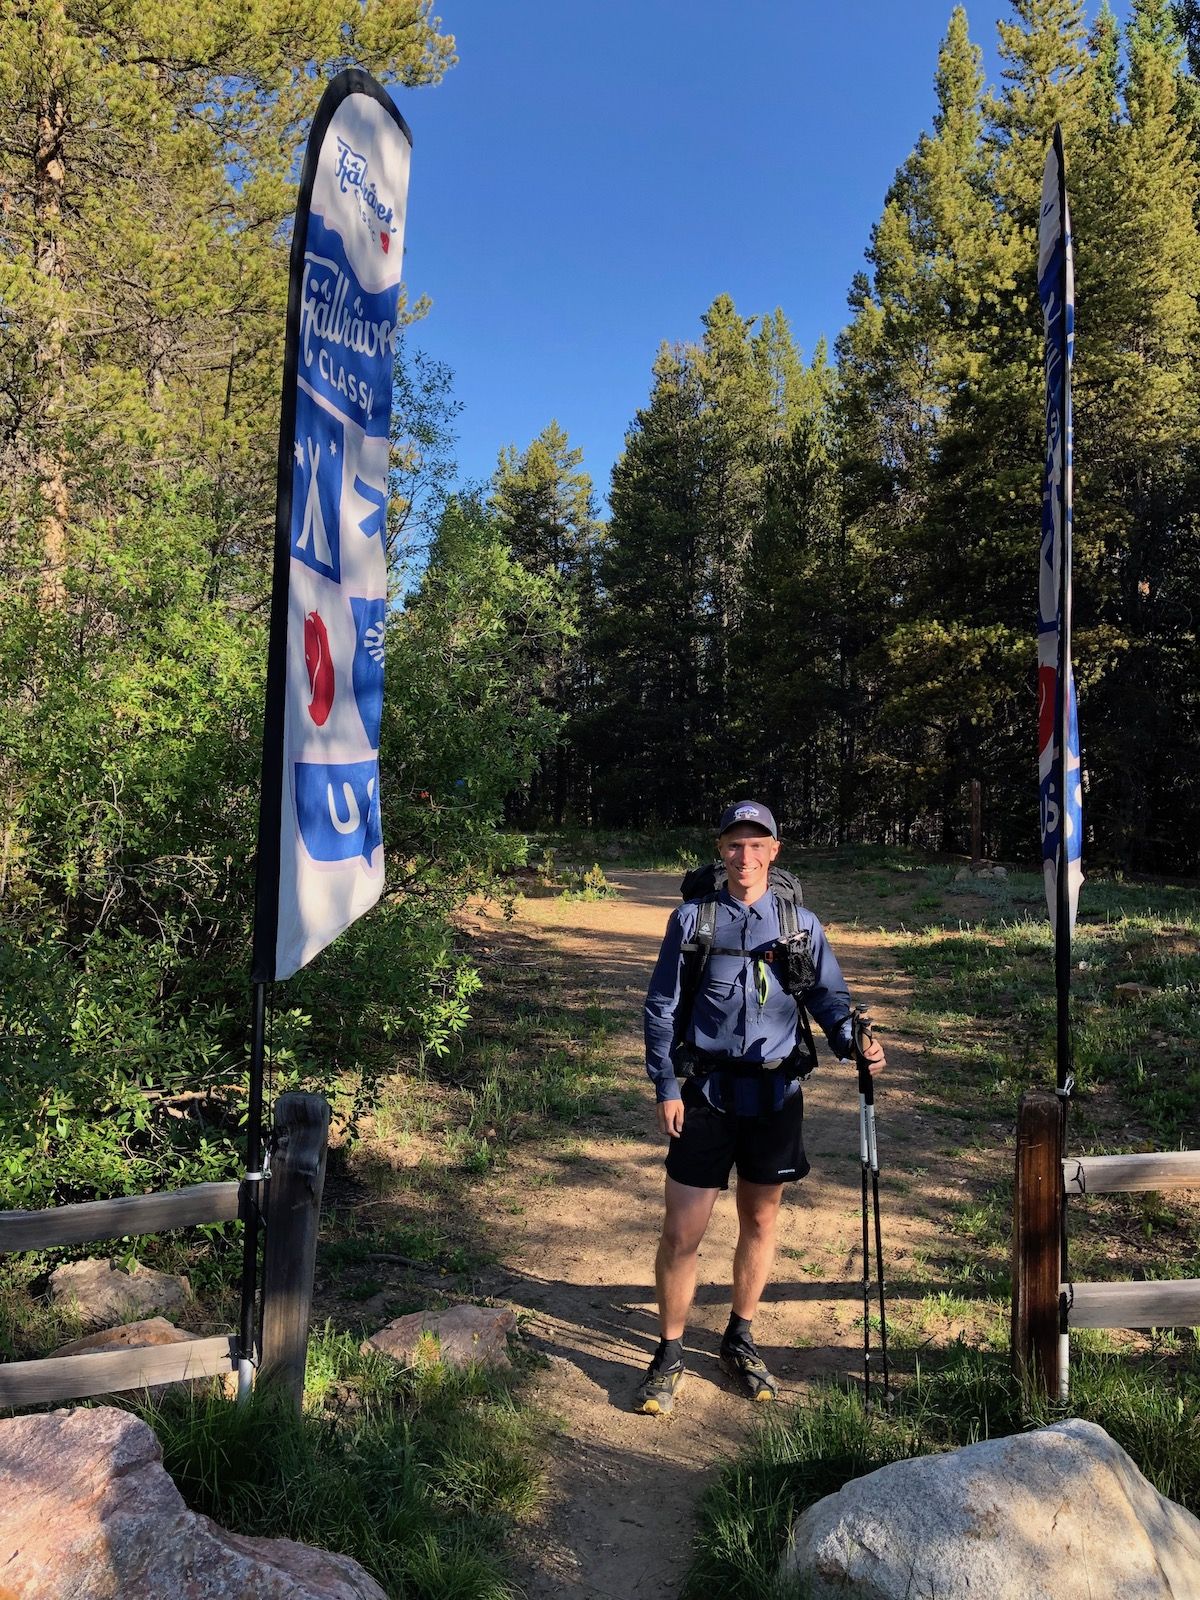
top-left (634, 1359), bottom-right (685, 1415)
top-left (719, 1338), bottom-right (778, 1402)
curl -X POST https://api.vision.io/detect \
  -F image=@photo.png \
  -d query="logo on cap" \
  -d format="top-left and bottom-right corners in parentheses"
top-left (734, 806), bottom-right (760, 821)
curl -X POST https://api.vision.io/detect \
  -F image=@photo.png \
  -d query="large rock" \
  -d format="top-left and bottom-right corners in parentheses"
top-left (0, 1406), bottom-right (387, 1599)
top-left (783, 1418), bottom-right (1200, 1600)
top-left (49, 1258), bottom-right (190, 1329)
top-left (364, 1304), bottom-right (516, 1369)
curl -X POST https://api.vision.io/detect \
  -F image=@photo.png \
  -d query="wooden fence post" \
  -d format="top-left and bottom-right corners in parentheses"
top-left (258, 1092), bottom-right (330, 1412)
top-left (1011, 1089), bottom-right (1063, 1394)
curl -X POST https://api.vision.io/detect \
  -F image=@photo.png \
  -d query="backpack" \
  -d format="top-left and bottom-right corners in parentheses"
top-left (674, 862), bottom-right (819, 1078)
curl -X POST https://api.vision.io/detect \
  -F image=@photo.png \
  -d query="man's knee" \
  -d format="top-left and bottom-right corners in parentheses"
top-left (661, 1183), bottom-right (717, 1257)
top-left (736, 1181), bottom-right (783, 1236)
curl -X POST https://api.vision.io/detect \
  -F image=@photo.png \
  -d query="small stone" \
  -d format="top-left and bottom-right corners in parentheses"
top-left (991, 864), bottom-right (1008, 879)
top-left (954, 868), bottom-right (971, 883)
top-left (49, 1259), bottom-right (191, 1330)
top-left (53, 1316), bottom-right (188, 1359)
top-left (364, 1304), bottom-right (517, 1370)
top-left (1114, 982), bottom-right (1159, 1004)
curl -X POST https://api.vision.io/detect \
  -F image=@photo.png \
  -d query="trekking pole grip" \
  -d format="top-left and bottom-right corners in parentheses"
top-left (852, 1006), bottom-right (875, 1104)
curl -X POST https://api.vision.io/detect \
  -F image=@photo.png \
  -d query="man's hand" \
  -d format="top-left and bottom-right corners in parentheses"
top-left (657, 1098), bottom-right (685, 1138)
top-left (861, 1037), bottom-right (886, 1077)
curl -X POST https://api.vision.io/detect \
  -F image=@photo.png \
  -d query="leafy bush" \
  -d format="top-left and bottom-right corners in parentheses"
top-left (0, 483), bottom-right (571, 1207)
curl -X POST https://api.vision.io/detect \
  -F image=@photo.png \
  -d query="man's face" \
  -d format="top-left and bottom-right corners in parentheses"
top-left (717, 824), bottom-right (780, 899)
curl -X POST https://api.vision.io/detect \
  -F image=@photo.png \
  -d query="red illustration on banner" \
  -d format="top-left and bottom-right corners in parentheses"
top-left (304, 610), bottom-right (335, 725)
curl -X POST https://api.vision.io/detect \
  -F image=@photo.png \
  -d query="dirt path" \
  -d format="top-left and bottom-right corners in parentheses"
top-left (460, 871), bottom-right (960, 1600)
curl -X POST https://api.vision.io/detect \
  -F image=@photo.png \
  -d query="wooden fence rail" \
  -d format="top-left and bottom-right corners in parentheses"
top-left (0, 1182), bottom-right (241, 1253)
top-left (1064, 1279), bottom-right (1200, 1330)
top-left (1013, 1090), bottom-right (1200, 1395)
top-left (0, 1336), bottom-right (237, 1408)
top-left (0, 1093), bottom-right (329, 1415)
top-left (1062, 1151), bottom-right (1200, 1196)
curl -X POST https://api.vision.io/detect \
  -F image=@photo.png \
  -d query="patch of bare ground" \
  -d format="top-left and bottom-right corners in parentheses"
top-left (430, 870), bottom-right (991, 1600)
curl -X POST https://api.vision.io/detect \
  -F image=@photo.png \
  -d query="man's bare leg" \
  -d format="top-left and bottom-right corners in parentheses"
top-left (656, 1176), bottom-right (720, 1338)
top-left (731, 1179), bottom-right (784, 1321)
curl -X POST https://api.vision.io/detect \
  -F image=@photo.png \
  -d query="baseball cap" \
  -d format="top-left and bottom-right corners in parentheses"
top-left (717, 800), bottom-right (778, 839)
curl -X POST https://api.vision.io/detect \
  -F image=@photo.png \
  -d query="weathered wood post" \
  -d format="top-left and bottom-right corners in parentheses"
top-left (1011, 1088), bottom-right (1063, 1394)
top-left (970, 779), bottom-right (982, 862)
top-left (258, 1091), bottom-right (330, 1412)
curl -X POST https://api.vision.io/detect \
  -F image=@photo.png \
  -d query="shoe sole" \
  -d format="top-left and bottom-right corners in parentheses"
top-left (719, 1352), bottom-right (777, 1402)
top-left (636, 1373), bottom-right (685, 1415)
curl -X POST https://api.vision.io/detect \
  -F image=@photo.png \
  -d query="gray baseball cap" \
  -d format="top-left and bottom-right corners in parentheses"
top-left (717, 800), bottom-right (778, 838)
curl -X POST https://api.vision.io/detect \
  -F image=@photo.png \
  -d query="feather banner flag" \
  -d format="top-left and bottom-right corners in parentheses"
top-left (252, 70), bottom-right (412, 983)
top-left (1037, 125), bottom-right (1082, 942)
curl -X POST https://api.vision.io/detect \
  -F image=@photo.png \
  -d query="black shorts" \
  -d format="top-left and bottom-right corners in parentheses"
top-left (665, 1079), bottom-right (810, 1191)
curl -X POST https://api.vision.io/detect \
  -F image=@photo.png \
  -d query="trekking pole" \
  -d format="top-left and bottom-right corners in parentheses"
top-left (853, 1006), bottom-right (890, 1404)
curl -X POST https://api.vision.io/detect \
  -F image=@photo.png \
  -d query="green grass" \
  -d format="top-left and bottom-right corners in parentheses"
top-left (683, 1341), bottom-right (1200, 1600)
top-left (139, 1326), bottom-right (542, 1600)
top-left (896, 872), bottom-right (1200, 1147)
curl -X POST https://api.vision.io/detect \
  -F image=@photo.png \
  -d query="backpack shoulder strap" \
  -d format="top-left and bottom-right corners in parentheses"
top-left (774, 891), bottom-right (799, 941)
top-left (676, 895), bottom-right (718, 1042)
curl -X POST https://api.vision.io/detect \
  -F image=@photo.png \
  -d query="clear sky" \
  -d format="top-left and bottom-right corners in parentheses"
top-left (398, 1), bottom-right (1123, 507)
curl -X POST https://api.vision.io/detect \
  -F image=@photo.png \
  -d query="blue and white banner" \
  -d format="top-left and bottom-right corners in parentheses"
top-left (253, 70), bottom-right (412, 983)
top-left (1037, 127), bottom-right (1082, 938)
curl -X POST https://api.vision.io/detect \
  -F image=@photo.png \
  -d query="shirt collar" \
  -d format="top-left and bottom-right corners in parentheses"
top-left (719, 888), bottom-right (769, 920)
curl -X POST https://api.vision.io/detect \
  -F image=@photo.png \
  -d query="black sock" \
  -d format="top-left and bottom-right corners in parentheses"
top-left (653, 1336), bottom-right (684, 1370)
top-left (724, 1313), bottom-right (753, 1348)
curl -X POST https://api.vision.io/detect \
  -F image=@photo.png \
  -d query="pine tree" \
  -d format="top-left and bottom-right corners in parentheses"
top-left (587, 343), bottom-right (708, 824)
top-left (1076, 0), bottom-right (1200, 864)
top-left (491, 422), bottom-right (595, 822)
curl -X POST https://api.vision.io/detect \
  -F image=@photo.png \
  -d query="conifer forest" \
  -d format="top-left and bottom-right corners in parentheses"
top-left (1, 0), bottom-right (1198, 1204)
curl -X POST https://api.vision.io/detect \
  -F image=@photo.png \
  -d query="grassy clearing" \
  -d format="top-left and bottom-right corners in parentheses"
top-left (139, 1326), bottom-right (542, 1600)
top-left (525, 825), bottom-right (712, 874)
top-left (893, 867), bottom-right (1200, 1299)
top-left (684, 1340), bottom-right (1200, 1600)
top-left (897, 867), bottom-right (1200, 1145)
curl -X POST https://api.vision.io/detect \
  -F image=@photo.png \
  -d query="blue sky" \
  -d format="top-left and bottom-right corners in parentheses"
top-left (399, 1), bottom-right (1123, 507)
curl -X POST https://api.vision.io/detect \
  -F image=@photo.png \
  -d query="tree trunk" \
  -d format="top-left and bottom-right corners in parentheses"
top-left (34, 5), bottom-right (69, 607)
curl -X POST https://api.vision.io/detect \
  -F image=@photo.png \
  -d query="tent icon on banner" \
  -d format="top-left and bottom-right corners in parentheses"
top-left (291, 389), bottom-right (344, 582)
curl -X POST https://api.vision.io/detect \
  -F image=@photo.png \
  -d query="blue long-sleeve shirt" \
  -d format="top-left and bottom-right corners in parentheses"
top-left (644, 888), bottom-right (853, 1109)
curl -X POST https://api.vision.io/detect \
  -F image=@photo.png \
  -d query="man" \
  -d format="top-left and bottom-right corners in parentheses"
top-left (635, 799), bottom-right (885, 1415)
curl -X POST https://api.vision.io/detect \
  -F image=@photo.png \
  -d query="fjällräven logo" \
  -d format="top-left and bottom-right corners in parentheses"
top-left (334, 137), bottom-right (396, 250)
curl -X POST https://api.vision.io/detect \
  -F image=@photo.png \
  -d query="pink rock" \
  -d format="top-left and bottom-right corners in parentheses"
top-left (0, 1407), bottom-right (387, 1599)
top-left (53, 1315), bottom-right (191, 1358)
top-left (364, 1304), bottom-right (517, 1369)
top-left (49, 1258), bottom-right (191, 1329)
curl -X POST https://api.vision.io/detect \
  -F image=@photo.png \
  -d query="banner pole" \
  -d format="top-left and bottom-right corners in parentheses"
top-left (236, 980), bottom-right (268, 1402)
top-left (1053, 125), bottom-right (1073, 1100)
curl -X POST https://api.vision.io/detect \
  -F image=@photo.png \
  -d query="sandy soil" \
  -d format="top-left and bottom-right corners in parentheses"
top-left (457, 870), bottom-right (962, 1600)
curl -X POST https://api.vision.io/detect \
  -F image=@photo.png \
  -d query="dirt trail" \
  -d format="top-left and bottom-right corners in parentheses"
top-left (455, 869), bottom-right (962, 1599)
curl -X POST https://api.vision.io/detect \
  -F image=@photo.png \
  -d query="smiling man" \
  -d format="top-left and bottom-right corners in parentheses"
top-left (634, 799), bottom-right (885, 1415)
